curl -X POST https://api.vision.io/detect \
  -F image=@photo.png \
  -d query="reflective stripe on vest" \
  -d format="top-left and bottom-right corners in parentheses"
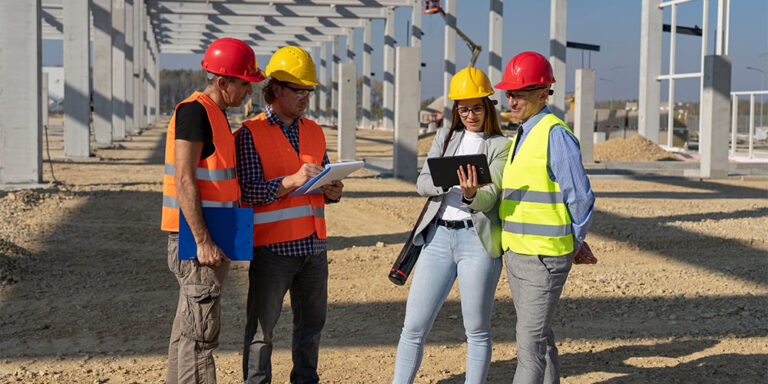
top-left (503, 188), bottom-right (564, 204)
top-left (162, 195), bottom-right (238, 209)
top-left (164, 163), bottom-right (236, 182)
top-left (503, 220), bottom-right (572, 237)
top-left (252, 205), bottom-right (325, 225)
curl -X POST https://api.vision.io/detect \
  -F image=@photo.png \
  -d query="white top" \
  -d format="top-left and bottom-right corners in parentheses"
top-left (437, 130), bottom-right (484, 221)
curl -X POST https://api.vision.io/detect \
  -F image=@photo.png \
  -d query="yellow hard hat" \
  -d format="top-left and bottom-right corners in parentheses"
top-left (265, 46), bottom-right (319, 86)
top-left (448, 67), bottom-right (494, 100)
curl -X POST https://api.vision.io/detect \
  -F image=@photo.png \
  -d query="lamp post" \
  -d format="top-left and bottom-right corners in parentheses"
top-left (746, 66), bottom-right (765, 130)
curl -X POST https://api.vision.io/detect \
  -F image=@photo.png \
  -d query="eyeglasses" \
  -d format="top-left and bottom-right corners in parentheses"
top-left (281, 83), bottom-right (315, 99)
top-left (505, 87), bottom-right (548, 101)
top-left (457, 105), bottom-right (485, 117)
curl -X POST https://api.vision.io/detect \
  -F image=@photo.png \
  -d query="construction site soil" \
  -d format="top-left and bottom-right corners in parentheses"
top-left (0, 119), bottom-right (766, 383)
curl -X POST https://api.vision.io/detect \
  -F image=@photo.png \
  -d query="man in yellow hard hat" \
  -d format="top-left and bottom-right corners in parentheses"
top-left (235, 46), bottom-right (343, 384)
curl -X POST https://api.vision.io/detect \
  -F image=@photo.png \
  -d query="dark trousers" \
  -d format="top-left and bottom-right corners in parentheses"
top-left (243, 246), bottom-right (328, 384)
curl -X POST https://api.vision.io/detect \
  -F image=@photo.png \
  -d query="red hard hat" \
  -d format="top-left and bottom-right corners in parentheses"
top-left (494, 51), bottom-right (555, 91)
top-left (200, 38), bottom-right (265, 83)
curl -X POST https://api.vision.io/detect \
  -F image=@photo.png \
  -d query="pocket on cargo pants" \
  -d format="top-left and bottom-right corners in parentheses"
top-left (180, 284), bottom-right (222, 347)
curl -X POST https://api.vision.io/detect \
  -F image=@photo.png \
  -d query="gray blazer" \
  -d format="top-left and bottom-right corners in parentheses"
top-left (412, 127), bottom-right (512, 258)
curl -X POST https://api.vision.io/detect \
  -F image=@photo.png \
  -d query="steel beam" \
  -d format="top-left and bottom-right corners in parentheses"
top-left (160, 33), bottom-right (336, 44)
top-left (147, 0), bottom-right (413, 5)
top-left (149, 2), bottom-right (387, 19)
top-left (157, 24), bottom-right (350, 36)
top-left (154, 14), bottom-right (368, 27)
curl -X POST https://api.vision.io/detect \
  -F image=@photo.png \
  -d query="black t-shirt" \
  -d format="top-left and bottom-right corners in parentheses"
top-left (174, 101), bottom-right (226, 160)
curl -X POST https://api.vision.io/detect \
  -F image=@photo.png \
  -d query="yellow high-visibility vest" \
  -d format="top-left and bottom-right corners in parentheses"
top-left (500, 113), bottom-right (574, 256)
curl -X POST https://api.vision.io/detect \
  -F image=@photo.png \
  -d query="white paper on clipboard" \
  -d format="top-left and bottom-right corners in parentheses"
top-left (288, 161), bottom-right (364, 197)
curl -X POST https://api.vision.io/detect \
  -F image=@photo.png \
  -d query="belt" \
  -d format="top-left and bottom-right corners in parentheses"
top-left (435, 218), bottom-right (474, 229)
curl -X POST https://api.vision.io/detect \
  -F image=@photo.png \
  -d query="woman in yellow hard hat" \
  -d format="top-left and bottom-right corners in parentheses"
top-left (392, 67), bottom-right (511, 383)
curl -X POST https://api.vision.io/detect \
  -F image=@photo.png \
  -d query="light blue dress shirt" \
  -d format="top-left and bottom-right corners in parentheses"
top-left (512, 106), bottom-right (595, 249)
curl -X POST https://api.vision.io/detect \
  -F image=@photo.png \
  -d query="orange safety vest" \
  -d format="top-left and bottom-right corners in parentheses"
top-left (239, 113), bottom-right (327, 247)
top-left (160, 91), bottom-right (240, 232)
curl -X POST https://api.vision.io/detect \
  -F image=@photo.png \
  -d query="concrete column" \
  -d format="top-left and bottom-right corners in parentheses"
top-left (639, 0), bottom-right (662, 143)
top-left (312, 46), bottom-right (321, 121)
top-left (361, 20), bottom-right (372, 128)
top-left (133, 0), bottom-right (143, 130)
top-left (394, 47), bottom-right (421, 180)
top-left (700, 55), bottom-right (731, 179)
top-left (383, 6), bottom-right (396, 130)
top-left (111, 0), bottom-right (126, 139)
top-left (549, 0), bottom-right (567, 120)
top-left (410, 0), bottom-right (422, 47)
top-left (0, 0), bottom-right (43, 184)
top-left (574, 69), bottom-right (595, 163)
top-left (124, 0), bottom-right (135, 134)
top-left (344, 29), bottom-right (355, 125)
top-left (63, 0), bottom-right (91, 158)
top-left (93, 0), bottom-right (113, 147)
top-left (338, 63), bottom-right (357, 162)
top-left (715, 0), bottom-right (730, 55)
top-left (331, 35), bottom-right (339, 126)
top-left (155, 47), bottom-right (160, 123)
top-left (488, 0), bottom-right (504, 109)
top-left (145, 15), bottom-right (154, 125)
top-left (319, 43), bottom-right (328, 124)
top-left (145, 29), bottom-right (154, 125)
top-left (345, 28), bottom-right (355, 62)
top-left (443, 0), bottom-right (456, 129)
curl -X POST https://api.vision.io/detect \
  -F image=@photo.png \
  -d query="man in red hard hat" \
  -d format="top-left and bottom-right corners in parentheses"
top-left (161, 37), bottom-right (264, 384)
top-left (496, 51), bottom-right (595, 384)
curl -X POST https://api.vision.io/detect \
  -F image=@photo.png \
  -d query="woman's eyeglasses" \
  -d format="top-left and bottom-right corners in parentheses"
top-left (457, 105), bottom-right (485, 117)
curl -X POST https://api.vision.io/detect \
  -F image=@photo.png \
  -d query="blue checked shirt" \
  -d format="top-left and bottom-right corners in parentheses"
top-left (235, 105), bottom-right (334, 257)
top-left (513, 105), bottom-right (595, 249)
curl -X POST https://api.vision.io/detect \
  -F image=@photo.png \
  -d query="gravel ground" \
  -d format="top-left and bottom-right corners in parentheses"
top-left (0, 119), bottom-right (766, 383)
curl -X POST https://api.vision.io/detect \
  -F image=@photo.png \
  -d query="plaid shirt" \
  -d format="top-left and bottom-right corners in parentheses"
top-left (235, 105), bottom-right (333, 257)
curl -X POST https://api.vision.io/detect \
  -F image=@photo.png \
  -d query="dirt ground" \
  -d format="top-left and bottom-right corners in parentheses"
top-left (0, 117), bottom-right (766, 383)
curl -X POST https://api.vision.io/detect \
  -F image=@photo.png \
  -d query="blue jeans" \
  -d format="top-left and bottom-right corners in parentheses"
top-left (243, 246), bottom-right (328, 384)
top-left (393, 224), bottom-right (502, 384)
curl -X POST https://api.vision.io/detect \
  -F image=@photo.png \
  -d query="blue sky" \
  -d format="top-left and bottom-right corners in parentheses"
top-left (44, 0), bottom-right (768, 102)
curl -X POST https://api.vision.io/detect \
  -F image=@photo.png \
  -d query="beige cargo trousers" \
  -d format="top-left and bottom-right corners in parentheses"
top-left (166, 233), bottom-right (230, 384)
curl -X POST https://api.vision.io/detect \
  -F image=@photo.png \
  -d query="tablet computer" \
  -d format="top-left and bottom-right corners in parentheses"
top-left (426, 154), bottom-right (492, 188)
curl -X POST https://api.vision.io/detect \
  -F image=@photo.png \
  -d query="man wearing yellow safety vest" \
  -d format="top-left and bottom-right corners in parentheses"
top-left (494, 52), bottom-right (595, 383)
top-left (161, 38), bottom-right (265, 384)
top-left (235, 46), bottom-right (344, 384)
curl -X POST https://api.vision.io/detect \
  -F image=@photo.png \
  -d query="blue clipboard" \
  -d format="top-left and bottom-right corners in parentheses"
top-left (179, 207), bottom-right (254, 261)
